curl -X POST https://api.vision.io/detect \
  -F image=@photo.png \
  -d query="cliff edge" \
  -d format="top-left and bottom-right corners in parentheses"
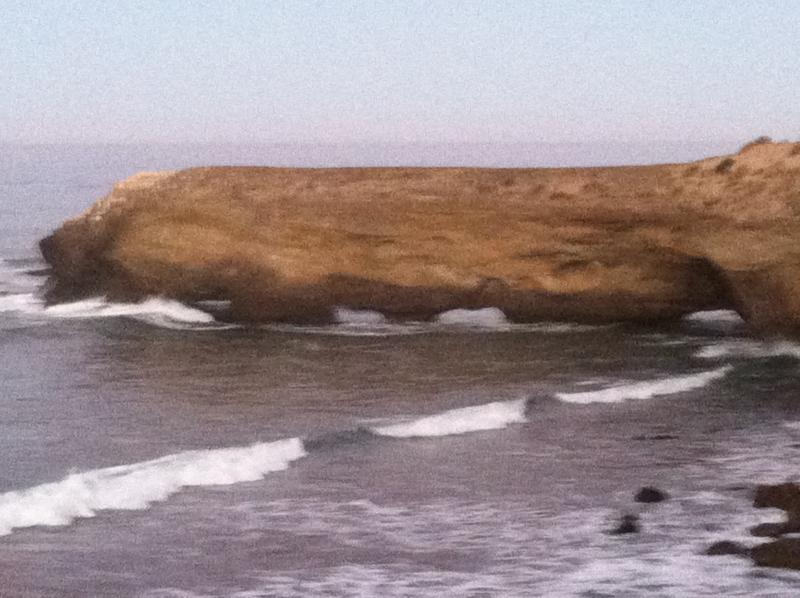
top-left (39, 141), bottom-right (800, 332)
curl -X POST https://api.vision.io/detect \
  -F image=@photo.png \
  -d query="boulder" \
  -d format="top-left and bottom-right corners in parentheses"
top-left (749, 520), bottom-right (800, 538)
top-left (753, 483), bottom-right (800, 514)
top-left (705, 541), bottom-right (749, 557)
top-left (751, 538), bottom-right (800, 570)
top-left (635, 487), bottom-right (669, 504)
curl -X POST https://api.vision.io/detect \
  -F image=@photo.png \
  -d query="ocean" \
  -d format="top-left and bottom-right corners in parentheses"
top-left (1, 144), bottom-right (799, 597)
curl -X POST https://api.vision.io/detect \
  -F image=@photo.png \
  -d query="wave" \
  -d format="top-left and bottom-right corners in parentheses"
top-left (695, 340), bottom-right (800, 360)
top-left (0, 398), bottom-right (532, 536)
top-left (0, 294), bottom-right (231, 330)
top-left (372, 398), bottom-right (527, 437)
top-left (555, 366), bottom-right (732, 404)
top-left (0, 438), bottom-right (305, 536)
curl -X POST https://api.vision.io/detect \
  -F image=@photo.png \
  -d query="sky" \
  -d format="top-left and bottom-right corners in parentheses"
top-left (2, 0), bottom-right (799, 145)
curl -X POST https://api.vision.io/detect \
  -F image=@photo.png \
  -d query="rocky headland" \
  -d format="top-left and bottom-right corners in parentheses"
top-left (39, 141), bottom-right (800, 330)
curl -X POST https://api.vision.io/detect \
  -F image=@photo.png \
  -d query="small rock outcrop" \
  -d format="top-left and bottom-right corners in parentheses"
top-left (753, 482), bottom-right (800, 513)
top-left (39, 143), bottom-right (800, 330)
top-left (634, 487), bottom-right (669, 504)
top-left (609, 514), bottom-right (640, 535)
top-left (704, 541), bottom-right (749, 557)
top-left (751, 538), bottom-right (800, 570)
top-left (749, 521), bottom-right (800, 538)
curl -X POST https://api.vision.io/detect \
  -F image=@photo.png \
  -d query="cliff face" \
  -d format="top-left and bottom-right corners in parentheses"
top-left (39, 142), bottom-right (800, 332)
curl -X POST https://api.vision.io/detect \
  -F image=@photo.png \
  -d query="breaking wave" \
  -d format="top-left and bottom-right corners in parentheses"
top-left (0, 438), bottom-right (306, 536)
top-left (555, 366), bottom-right (733, 404)
top-left (372, 399), bottom-right (527, 437)
top-left (0, 294), bottom-right (231, 330)
top-left (0, 398), bottom-right (530, 536)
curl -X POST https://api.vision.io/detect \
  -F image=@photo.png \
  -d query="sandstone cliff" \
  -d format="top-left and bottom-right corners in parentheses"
top-left (39, 141), bottom-right (800, 332)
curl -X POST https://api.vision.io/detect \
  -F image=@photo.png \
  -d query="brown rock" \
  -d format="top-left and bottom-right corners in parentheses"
top-left (751, 538), bottom-right (800, 570)
top-left (705, 541), bottom-right (749, 557)
top-left (751, 522), bottom-right (788, 538)
top-left (39, 143), bottom-right (800, 330)
top-left (753, 483), bottom-right (800, 514)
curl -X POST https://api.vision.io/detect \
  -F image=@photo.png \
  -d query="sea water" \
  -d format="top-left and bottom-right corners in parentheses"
top-left (1, 145), bottom-right (800, 597)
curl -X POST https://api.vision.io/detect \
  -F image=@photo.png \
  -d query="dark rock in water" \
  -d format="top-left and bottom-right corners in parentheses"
top-left (632, 434), bottom-right (678, 441)
top-left (750, 522), bottom-right (790, 537)
top-left (609, 514), bottom-right (640, 535)
top-left (751, 538), bottom-right (800, 570)
top-left (705, 541), bottom-right (750, 557)
top-left (749, 519), bottom-right (800, 538)
top-left (635, 486), bottom-right (669, 503)
top-left (753, 482), bottom-right (800, 514)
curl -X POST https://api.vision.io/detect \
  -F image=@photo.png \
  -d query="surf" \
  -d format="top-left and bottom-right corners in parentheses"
top-left (0, 398), bottom-right (530, 536)
top-left (0, 438), bottom-right (306, 536)
top-left (555, 366), bottom-right (733, 404)
top-left (0, 294), bottom-right (231, 330)
top-left (372, 398), bottom-right (527, 437)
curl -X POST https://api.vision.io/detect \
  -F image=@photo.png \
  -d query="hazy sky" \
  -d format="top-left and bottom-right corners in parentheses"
top-left (2, 1), bottom-right (798, 144)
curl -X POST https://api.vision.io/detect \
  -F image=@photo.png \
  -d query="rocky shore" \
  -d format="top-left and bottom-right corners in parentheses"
top-left (39, 141), bottom-right (800, 331)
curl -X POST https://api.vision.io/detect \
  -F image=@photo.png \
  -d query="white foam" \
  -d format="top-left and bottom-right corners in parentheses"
top-left (0, 292), bottom-right (41, 313)
top-left (0, 438), bottom-right (305, 536)
top-left (556, 366), bottom-right (733, 404)
top-left (332, 307), bottom-right (389, 326)
top-left (372, 398), bottom-right (527, 438)
top-left (0, 294), bottom-right (228, 330)
top-left (695, 339), bottom-right (800, 360)
top-left (435, 307), bottom-right (510, 328)
top-left (683, 309), bottom-right (744, 324)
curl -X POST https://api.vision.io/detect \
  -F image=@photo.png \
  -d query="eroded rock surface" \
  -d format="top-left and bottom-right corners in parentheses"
top-left (39, 142), bottom-right (800, 329)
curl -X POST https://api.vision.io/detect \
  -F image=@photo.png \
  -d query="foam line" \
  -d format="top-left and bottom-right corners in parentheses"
top-left (555, 366), bottom-right (733, 404)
